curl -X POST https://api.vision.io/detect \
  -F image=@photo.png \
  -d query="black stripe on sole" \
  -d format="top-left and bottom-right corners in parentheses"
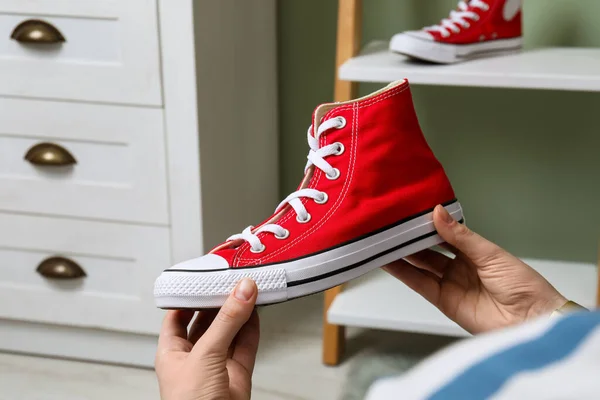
top-left (165, 199), bottom-right (459, 273)
top-left (287, 218), bottom-right (464, 287)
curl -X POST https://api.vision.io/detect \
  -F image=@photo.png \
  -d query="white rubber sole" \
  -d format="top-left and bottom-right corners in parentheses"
top-left (154, 201), bottom-right (463, 309)
top-left (389, 34), bottom-right (523, 64)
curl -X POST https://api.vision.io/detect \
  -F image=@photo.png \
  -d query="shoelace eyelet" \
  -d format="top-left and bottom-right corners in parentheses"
top-left (296, 213), bottom-right (312, 224)
top-left (334, 142), bottom-right (345, 156)
top-left (463, 22), bottom-right (470, 28)
top-left (314, 192), bottom-right (328, 204)
top-left (326, 168), bottom-right (341, 180)
top-left (250, 244), bottom-right (266, 253)
top-left (274, 229), bottom-right (290, 240)
top-left (335, 116), bottom-right (347, 129)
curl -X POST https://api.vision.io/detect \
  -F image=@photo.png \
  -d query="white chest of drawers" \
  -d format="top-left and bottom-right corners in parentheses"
top-left (0, 0), bottom-right (162, 105)
top-left (0, 0), bottom-right (277, 367)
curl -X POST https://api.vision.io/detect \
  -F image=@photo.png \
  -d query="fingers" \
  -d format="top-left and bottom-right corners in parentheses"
top-left (157, 310), bottom-right (195, 353)
top-left (383, 260), bottom-right (441, 306)
top-left (160, 310), bottom-right (194, 339)
top-left (404, 249), bottom-right (451, 278)
top-left (433, 205), bottom-right (503, 264)
top-left (192, 278), bottom-right (258, 358)
top-left (187, 310), bottom-right (218, 344)
top-left (232, 309), bottom-right (260, 375)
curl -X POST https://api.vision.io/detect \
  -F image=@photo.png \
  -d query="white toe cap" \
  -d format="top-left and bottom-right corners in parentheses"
top-left (167, 254), bottom-right (229, 271)
top-left (403, 30), bottom-right (434, 40)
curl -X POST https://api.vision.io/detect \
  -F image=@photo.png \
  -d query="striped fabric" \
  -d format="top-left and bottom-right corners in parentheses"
top-left (366, 311), bottom-right (600, 400)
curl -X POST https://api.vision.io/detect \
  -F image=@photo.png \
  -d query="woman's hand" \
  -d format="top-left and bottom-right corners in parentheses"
top-left (384, 205), bottom-right (567, 334)
top-left (155, 278), bottom-right (260, 400)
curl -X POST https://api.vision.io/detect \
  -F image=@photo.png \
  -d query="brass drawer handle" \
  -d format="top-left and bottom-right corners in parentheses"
top-left (11, 19), bottom-right (66, 44)
top-left (25, 142), bottom-right (77, 167)
top-left (37, 256), bottom-right (86, 280)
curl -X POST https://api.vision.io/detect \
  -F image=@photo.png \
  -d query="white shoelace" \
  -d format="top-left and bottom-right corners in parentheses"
top-left (426, 0), bottom-right (489, 38)
top-left (227, 116), bottom-right (346, 253)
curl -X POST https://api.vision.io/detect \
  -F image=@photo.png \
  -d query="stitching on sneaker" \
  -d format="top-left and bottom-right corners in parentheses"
top-left (234, 85), bottom-right (409, 266)
top-left (235, 86), bottom-right (407, 265)
top-left (236, 101), bottom-right (359, 265)
top-left (237, 102), bottom-right (357, 265)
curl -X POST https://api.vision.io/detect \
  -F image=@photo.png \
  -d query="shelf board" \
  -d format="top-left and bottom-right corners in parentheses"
top-left (339, 41), bottom-right (600, 92)
top-left (328, 258), bottom-right (597, 337)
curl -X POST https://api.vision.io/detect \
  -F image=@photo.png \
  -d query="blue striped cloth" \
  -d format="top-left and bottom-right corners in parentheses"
top-left (366, 311), bottom-right (600, 400)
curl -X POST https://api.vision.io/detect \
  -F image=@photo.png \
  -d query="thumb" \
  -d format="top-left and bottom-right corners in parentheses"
top-left (192, 278), bottom-right (258, 358)
top-left (433, 205), bottom-right (502, 263)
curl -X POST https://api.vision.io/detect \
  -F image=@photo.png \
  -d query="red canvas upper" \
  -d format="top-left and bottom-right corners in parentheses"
top-left (426, 0), bottom-right (522, 44)
top-left (211, 80), bottom-right (456, 267)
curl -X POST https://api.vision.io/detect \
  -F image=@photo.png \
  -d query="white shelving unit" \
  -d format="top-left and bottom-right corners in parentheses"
top-left (329, 259), bottom-right (598, 337)
top-left (328, 43), bottom-right (600, 336)
top-left (321, 1), bottom-right (599, 367)
top-left (340, 41), bottom-right (600, 92)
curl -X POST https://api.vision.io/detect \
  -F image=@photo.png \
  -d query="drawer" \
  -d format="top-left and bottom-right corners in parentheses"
top-left (0, 0), bottom-right (161, 105)
top-left (0, 98), bottom-right (169, 224)
top-left (0, 213), bottom-right (169, 334)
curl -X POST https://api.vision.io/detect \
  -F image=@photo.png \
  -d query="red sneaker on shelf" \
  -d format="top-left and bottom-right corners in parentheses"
top-left (390, 0), bottom-right (522, 64)
top-left (154, 80), bottom-right (463, 309)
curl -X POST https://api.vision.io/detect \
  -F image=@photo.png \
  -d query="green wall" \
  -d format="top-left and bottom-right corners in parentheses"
top-left (278, 0), bottom-right (600, 263)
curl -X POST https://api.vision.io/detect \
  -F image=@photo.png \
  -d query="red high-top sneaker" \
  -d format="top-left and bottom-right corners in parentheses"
top-left (390, 0), bottom-right (522, 64)
top-left (154, 80), bottom-right (463, 309)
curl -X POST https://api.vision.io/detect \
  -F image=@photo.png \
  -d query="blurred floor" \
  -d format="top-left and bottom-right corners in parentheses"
top-left (0, 294), bottom-right (346, 400)
top-left (0, 293), bottom-right (454, 400)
